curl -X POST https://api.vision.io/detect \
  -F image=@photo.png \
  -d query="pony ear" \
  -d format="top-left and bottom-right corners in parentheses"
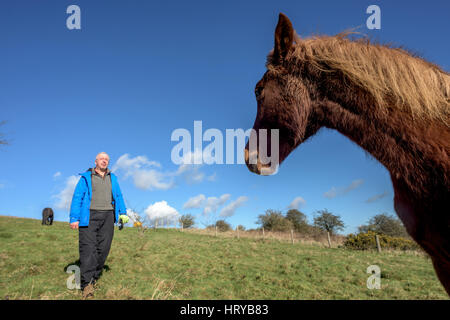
top-left (273, 13), bottom-right (294, 65)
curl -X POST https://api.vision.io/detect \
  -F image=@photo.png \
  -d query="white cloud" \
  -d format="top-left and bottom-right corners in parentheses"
top-left (203, 194), bottom-right (231, 215)
top-left (181, 166), bottom-right (205, 184)
top-left (324, 187), bottom-right (338, 199)
top-left (112, 153), bottom-right (214, 191)
top-left (175, 150), bottom-right (215, 184)
top-left (219, 196), bottom-right (248, 218)
top-left (52, 175), bottom-right (80, 210)
top-left (324, 179), bottom-right (364, 199)
top-left (53, 172), bottom-right (61, 179)
top-left (183, 193), bottom-right (238, 222)
top-left (112, 154), bottom-right (161, 174)
top-left (183, 194), bottom-right (206, 209)
top-left (112, 154), bottom-right (173, 191)
top-left (132, 169), bottom-right (174, 191)
top-left (177, 149), bottom-right (214, 167)
top-left (366, 191), bottom-right (388, 203)
top-left (346, 179), bottom-right (364, 192)
top-left (288, 196), bottom-right (306, 210)
top-left (144, 201), bottom-right (180, 223)
top-left (126, 208), bottom-right (141, 224)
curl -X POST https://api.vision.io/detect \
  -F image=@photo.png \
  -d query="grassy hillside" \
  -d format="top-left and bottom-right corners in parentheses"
top-left (0, 216), bottom-right (447, 299)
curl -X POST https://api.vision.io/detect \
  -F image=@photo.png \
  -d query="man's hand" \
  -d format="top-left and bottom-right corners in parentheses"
top-left (119, 215), bottom-right (129, 224)
top-left (70, 221), bottom-right (79, 230)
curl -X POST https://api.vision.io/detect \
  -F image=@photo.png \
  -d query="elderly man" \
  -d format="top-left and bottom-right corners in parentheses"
top-left (69, 152), bottom-right (129, 298)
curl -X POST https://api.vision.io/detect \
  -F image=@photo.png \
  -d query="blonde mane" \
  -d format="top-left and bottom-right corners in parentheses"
top-left (279, 33), bottom-right (450, 126)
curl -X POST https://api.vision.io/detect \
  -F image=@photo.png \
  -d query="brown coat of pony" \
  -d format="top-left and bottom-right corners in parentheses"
top-left (245, 13), bottom-right (450, 295)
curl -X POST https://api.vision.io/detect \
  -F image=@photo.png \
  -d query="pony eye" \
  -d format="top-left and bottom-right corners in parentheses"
top-left (255, 87), bottom-right (263, 98)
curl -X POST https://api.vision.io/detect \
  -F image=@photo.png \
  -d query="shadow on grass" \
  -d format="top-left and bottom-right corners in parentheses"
top-left (64, 260), bottom-right (111, 277)
top-left (64, 260), bottom-right (80, 272)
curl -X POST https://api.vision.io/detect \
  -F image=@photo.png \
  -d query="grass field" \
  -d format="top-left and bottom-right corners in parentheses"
top-left (0, 216), bottom-right (448, 300)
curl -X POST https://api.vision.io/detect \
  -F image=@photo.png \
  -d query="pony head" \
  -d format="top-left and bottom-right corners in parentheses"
top-left (244, 13), bottom-right (450, 175)
top-left (244, 13), bottom-right (321, 175)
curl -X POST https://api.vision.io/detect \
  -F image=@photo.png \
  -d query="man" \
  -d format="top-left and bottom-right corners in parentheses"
top-left (69, 152), bottom-right (129, 298)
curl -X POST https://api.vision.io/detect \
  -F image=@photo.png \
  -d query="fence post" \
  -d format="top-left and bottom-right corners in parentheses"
top-left (376, 235), bottom-right (381, 253)
top-left (262, 227), bottom-right (265, 240)
top-left (327, 231), bottom-right (332, 248)
top-left (290, 229), bottom-right (294, 245)
top-left (215, 225), bottom-right (217, 237)
top-left (236, 227), bottom-right (240, 239)
top-left (181, 223), bottom-right (183, 232)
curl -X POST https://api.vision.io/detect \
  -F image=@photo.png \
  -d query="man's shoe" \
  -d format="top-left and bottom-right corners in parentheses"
top-left (82, 283), bottom-right (94, 299)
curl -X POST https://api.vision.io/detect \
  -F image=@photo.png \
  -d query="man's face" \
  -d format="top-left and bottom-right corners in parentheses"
top-left (95, 153), bottom-right (110, 170)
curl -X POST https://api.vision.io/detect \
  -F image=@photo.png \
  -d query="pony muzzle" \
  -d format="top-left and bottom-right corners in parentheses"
top-left (244, 148), bottom-right (278, 176)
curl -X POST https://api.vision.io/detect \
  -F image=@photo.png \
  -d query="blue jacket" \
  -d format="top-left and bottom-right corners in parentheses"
top-left (69, 169), bottom-right (127, 227)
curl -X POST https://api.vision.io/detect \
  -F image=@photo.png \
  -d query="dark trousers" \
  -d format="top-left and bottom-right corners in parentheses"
top-left (79, 210), bottom-right (114, 289)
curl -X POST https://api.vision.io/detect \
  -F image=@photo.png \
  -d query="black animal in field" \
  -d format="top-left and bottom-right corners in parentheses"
top-left (42, 207), bottom-right (54, 226)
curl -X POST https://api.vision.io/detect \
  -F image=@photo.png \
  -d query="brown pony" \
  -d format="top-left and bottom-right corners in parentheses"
top-left (244, 13), bottom-right (450, 294)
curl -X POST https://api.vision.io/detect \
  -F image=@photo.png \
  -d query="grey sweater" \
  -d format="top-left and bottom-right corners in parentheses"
top-left (89, 168), bottom-right (114, 211)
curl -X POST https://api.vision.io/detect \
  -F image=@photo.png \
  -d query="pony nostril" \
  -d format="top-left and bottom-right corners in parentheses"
top-left (245, 151), bottom-right (261, 174)
top-left (249, 163), bottom-right (260, 174)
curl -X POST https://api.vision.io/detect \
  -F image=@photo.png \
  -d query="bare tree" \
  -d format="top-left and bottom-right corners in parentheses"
top-left (313, 209), bottom-right (345, 235)
top-left (215, 219), bottom-right (232, 232)
top-left (179, 214), bottom-right (195, 229)
top-left (125, 201), bottom-right (149, 235)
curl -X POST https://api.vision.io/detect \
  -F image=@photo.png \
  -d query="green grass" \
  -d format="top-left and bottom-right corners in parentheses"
top-left (0, 216), bottom-right (447, 300)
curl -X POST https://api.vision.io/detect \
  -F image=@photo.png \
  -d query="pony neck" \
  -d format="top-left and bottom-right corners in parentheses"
top-left (314, 100), bottom-right (443, 201)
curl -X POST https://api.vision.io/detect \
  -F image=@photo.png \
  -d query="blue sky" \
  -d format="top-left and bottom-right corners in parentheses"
top-left (1, 0), bottom-right (448, 234)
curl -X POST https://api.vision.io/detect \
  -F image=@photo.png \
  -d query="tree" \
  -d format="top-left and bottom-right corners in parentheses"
top-left (125, 206), bottom-right (148, 235)
top-left (236, 225), bottom-right (246, 231)
top-left (179, 214), bottom-right (195, 229)
top-left (256, 209), bottom-right (292, 232)
top-left (215, 219), bottom-right (232, 232)
top-left (285, 209), bottom-right (309, 232)
top-left (358, 213), bottom-right (407, 237)
top-left (313, 209), bottom-right (345, 235)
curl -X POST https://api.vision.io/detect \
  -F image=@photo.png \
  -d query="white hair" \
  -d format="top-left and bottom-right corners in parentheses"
top-left (95, 152), bottom-right (110, 161)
